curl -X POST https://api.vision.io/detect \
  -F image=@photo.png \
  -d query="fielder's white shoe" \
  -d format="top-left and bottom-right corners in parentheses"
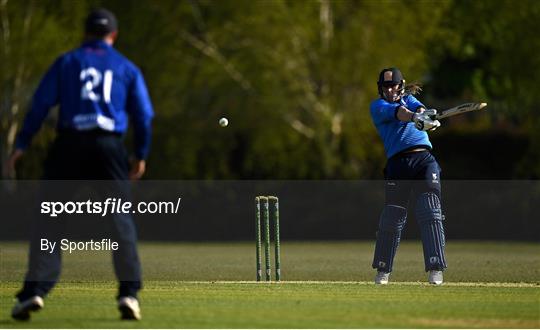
top-left (11, 296), bottom-right (44, 321)
top-left (118, 296), bottom-right (141, 320)
top-left (428, 270), bottom-right (443, 285)
top-left (374, 271), bottom-right (390, 285)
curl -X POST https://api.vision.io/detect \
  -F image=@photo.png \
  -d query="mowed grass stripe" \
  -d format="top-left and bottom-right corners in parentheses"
top-left (1, 281), bottom-right (538, 328)
top-left (2, 280), bottom-right (538, 288)
top-left (155, 280), bottom-right (540, 288)
top-left (2, 241), bottom-right (539, 283)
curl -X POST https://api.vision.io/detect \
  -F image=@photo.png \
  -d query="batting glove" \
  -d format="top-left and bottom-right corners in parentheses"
top-left (412, 112), bottom-right (441, 131)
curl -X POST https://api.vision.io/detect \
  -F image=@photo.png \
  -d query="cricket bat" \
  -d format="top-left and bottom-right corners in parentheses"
top-left (436, 102), bottom-right (487, 120)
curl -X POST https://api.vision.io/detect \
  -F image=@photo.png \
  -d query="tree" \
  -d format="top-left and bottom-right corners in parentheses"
top-left (0, 0), bottom-right (86, 178)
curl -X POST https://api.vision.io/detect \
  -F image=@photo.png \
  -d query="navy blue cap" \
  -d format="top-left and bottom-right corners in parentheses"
top-left (85, 8), bottom-right (118, 36)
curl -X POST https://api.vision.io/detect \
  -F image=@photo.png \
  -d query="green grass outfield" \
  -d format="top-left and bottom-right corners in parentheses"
top-left (1, 241), bottom-right (539, 328)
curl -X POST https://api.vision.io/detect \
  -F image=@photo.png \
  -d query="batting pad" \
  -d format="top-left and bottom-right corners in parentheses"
top-left (372, 205), bottom-right (407, 272)
top-left (416, 192), bottom-right (447, 271)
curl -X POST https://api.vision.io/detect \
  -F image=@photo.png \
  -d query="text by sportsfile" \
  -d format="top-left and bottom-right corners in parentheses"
top-left (41, 238), bottom-right (119, 254)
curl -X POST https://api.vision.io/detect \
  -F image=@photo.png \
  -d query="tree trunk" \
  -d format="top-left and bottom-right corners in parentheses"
top-left (0, 0), bottom-right (33, 178)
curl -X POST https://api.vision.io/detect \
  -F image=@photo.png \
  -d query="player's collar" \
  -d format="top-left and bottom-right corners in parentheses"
top-left (81, 39), bottom-right (112, 49)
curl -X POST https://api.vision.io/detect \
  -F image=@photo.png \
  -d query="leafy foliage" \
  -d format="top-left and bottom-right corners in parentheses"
top-left (1, 0), bottom-right (539, 179)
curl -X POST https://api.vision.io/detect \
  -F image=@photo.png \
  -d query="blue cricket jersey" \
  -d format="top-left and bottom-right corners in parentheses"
top-left (16, 40), bottom-right (154, 159)
top-left (370, 94), bottom-right (432, 159)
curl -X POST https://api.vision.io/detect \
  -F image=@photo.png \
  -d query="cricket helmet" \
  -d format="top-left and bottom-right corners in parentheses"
top-left (377, 67), bottom-right (405, 100)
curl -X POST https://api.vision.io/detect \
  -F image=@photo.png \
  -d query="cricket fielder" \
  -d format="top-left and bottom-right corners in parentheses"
top-left (7, 8), bottom-right (153, 320)
top-left (370, 68), bottom-right (447, 285)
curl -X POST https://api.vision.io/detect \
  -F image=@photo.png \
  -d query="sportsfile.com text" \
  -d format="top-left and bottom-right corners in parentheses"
top-left (40, 198), bottom-right (182, 217)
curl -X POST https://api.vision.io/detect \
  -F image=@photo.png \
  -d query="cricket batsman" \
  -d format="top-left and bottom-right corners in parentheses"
top-left (370, 67), bottom-right (447, 285)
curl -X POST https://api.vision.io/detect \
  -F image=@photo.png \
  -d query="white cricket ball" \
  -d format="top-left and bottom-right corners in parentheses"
top-left (219, 117), bottom-right (229, 127)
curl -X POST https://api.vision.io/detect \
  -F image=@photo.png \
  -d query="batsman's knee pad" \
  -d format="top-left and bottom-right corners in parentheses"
top-left (416, 192), bottom-right (447, 270)
top-left (378, 205), bottom-right (407, 233)
top-left (372, 205), bottom-right (407, 272)
top-left (416, 191), bottom-right (442, 223)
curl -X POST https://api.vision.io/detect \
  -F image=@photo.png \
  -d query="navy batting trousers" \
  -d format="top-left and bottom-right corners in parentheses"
top-left (16, 130), bottom-right (142, 300)
top-left (372, 149), bottom-right (447, 272)
top-left (384, 150), bottom-right (442, 204)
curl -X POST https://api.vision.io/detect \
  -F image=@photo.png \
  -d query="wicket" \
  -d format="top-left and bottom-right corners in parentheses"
top-left (255, 196), bottom-right (280, 281)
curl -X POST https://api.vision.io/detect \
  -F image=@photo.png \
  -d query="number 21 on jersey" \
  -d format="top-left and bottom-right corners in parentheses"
top-left (80, 67), bottom-right (113, 103)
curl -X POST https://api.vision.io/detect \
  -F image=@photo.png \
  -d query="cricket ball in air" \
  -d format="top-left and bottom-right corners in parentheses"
top-left (219, 117), bottom-right (229, 127)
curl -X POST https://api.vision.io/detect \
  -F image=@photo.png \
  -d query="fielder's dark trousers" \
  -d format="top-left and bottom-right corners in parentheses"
top-left (16, 130), bottom-right (142, 301)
